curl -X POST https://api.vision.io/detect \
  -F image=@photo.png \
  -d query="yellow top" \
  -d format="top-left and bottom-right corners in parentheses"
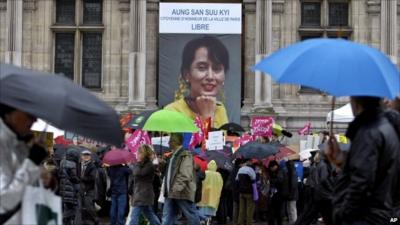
top-left (197, 160), bottom-right (224, 210)
top-left (164, 98), bottom-right (229, 128)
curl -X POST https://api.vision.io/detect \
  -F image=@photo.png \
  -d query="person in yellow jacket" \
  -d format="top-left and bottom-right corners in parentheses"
top-left (197, 160), bottom-right (224, 224)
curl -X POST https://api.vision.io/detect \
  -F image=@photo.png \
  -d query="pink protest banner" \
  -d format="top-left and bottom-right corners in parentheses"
top-left (239, 133), bottom-right (254, 147)
top-left (126, 129), bottom-right (151, 154)
top-left (251, 116), bottom-right (274, 137)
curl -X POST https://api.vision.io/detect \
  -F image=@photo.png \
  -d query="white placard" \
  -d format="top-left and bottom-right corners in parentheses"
top-left (159, 3), bottom-right (242, 34)
top-left (206, 131), bottom-right (225, 150)
top-left (312, 135), bottom-right (320, 150)
top-left (306, 135), bottom-right (314, 149)
top-left (151, 136), bottom-right (170, 147)
top-left (300, 140), bottom-right (307, 152)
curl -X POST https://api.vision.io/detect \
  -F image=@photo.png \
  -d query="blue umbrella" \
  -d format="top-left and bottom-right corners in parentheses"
top-left (253, 38), bottom-right (400, 99)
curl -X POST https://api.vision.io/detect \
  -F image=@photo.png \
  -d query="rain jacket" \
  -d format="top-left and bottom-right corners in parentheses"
top-left (333, 108), bottom-right (400, 225)
top-left (164, 147), bottom-right (197, 202)
top-left (0, 118), bottom-right (40, 224)
top-left (197, 160), bottom-right (223, 210)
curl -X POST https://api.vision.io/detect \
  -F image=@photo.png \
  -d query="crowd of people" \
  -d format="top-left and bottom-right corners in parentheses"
top-left (1, 96), bottom-right (400, 225)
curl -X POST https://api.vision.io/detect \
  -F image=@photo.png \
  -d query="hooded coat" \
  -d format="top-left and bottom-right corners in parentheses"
top-left (197, 160), bottom-right (224, 210)
top-left (59, 148), bottom-right (81, 204)
top-left (0, 118), bottom-right (40, 224)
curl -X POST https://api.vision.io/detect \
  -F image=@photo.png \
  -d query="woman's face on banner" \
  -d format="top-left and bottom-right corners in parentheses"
top-left (185, 47), bottom-right (225, 97)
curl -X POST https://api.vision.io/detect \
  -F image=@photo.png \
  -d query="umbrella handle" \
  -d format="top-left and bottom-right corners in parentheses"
top-left (330, 97), bottom-right (336, 136)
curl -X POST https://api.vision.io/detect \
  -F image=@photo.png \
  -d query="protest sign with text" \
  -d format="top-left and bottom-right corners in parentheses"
top-left (251, 116), bottom-right (274, 137)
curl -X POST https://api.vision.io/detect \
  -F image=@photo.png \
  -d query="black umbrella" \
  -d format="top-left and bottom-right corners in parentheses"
top-left (53, 144), bottom-right (69, 161)
top-left (219, 122), bottom-right (245, 133)
top-left (152, 144), bottom-right (171, 155)
top-left (0, 63), bottom-right (123, 146)
top-left (234, 141), bottom-right (279, 159)
top-left (124, 110), bottom-right (155, 129)
top-left (205, 150), bottom-right (233, 171)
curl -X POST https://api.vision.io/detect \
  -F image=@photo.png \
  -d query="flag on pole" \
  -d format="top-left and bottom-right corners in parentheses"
top-left (298, 122), bottom-right (311, 135)
top-left (188, 116), bottom-right (205, 150)
top-left (201, 117), bottom-right (212, 151)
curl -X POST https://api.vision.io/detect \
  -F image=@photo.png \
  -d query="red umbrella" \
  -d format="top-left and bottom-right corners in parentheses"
top-left (54, 135), bottom-right (73, 145)
top-left (194, 155), bottom-right (207, 171)
top-left (275, 146), bottom-right (297, 159)
top-left (263, 146), bottom-right (297, 167)
top-left (103, 148), bottom-right (136, 166)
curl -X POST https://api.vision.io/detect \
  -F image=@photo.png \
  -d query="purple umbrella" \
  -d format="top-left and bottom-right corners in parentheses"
top-left (103, 148), bottom-right (135, 166)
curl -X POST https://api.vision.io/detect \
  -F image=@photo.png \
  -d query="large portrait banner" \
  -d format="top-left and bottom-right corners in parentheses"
top-left (158, 3), bottom-right (242, 126)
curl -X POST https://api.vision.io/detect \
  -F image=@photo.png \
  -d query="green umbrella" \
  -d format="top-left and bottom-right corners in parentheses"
top-left (272, 123), bottom-right (283, 136)
top-left (142, 109), bottom-right (199, 133)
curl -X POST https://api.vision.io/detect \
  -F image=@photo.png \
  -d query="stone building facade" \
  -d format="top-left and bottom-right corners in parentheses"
top-left (0, 0), bottom-right (399, 138)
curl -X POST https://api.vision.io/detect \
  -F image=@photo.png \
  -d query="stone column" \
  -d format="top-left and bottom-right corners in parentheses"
top-left (5, 0), bottom-right (23, 66)
top-left (388, 0), bottom-right (397, 64)
top-left (254, 0), bottom-right (273, 108)
top-left (128, 0), bottom-right (146, 107)
top-left (380, 0), bottom-right (398, 64)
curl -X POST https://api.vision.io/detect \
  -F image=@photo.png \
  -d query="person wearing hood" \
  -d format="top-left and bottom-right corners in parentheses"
top-left (197, 160), bottom-right (223, 223)
top-left (0, 103), bottom-right (48, 224)
top-left (59, 147), bottom-right (81, 225)
top-left (236, 159), bottom-right (257, 225)
top-left (327, 96), bottom-right (400, 225)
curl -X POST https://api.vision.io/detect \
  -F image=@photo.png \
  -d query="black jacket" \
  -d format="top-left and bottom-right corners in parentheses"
top-left (79, 160), bottom-right (97, 195)
top-left (333, 109), bottom-right (400, 225)
top-left (131, 160), bottom-right (155, 206)
top-left (384, 110), bottom-right (400, 218)
top-left (313, 157), bottom-right (336, 201)
top-left (237, 173), bottom-right (253, 194)
top-left (59, 148), bottom-right (81, 204)
top-left (228, 165), bottom-right (241, 203)
top-left (95, 166), bottom-right (108, 207)
top-left (195, 169), bottom-right (205, 203)
top-left (108, 165), bottom-right (131, 196)
top-left (282, 161), bottom-right (299, 201)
